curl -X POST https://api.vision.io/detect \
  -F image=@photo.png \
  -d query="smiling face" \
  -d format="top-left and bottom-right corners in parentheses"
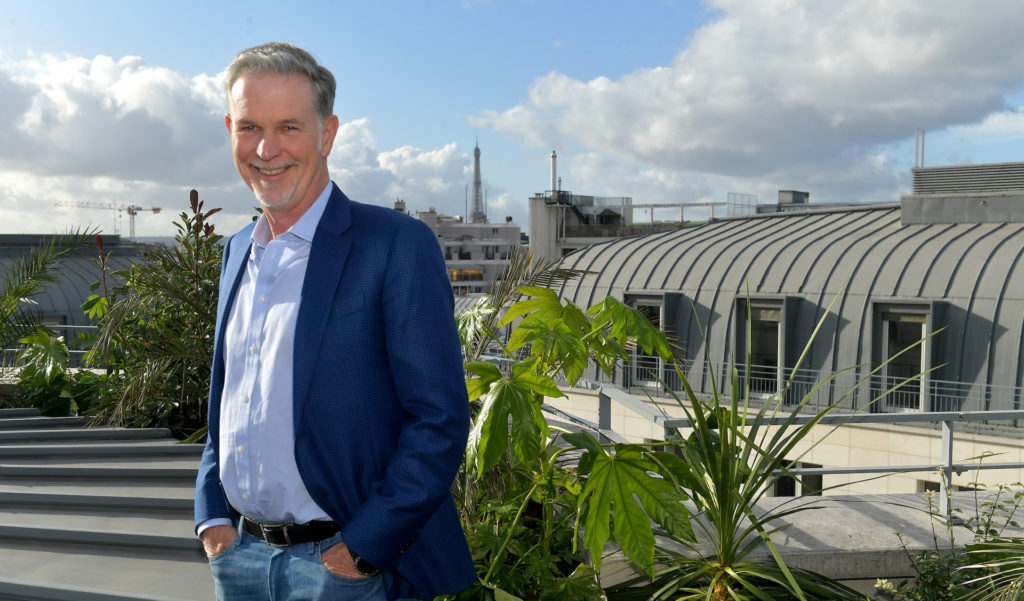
top-left (226, 72), bottom-right (339, 229)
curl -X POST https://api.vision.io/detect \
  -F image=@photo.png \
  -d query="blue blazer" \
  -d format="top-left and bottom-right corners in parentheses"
top-left (195, 184), bottom-right (475, 599)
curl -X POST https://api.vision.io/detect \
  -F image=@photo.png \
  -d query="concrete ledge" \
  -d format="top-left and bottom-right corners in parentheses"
top-left (0, 579), bottom-right (193, 601)
top-left (0, 427), bottom-right (173, 443)
top-left (0, 523), bottom-right (203, 554)
top-left (0, 491), bottom-right (194, 512)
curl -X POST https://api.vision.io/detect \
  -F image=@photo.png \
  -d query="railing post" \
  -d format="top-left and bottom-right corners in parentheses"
top-left (598, 389), bottom-right (611, 444)
top-left (940, 420), bottom-right (954, 521)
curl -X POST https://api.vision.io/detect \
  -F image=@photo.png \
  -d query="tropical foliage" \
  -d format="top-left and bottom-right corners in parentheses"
top-left (607, 290), bottom-right (871, 601)
top-left (453, 247), bottom-right (691, 600)
top-left (875, 479), bottom-right (1024, 601)
top-left (86, 190), bottom-right (221, 437)
top-left (452, 253), bottom-right (875, 600)
top-left (4, 328), bottom-right (108, 416)
top-left (0, 229), bottom-right (93, 371)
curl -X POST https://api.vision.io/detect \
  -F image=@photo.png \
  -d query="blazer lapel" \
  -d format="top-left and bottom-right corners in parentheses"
top-left (292, 185), bottom-right (353, 427)
top-left (217, 226), bottom-right (254, 334)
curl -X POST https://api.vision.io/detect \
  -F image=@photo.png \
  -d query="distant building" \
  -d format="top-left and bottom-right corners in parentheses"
top-left (545, 160), bottom-right (1024, 495)
top-left (406, 140), bottom-right (524, 294)
top-left (415, 207), bottom-right (521, 295)
top-left (529, 150), bottom-right (726, 261)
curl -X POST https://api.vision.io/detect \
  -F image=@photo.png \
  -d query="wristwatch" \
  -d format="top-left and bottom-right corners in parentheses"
top-left (348, 547), bottom-right (380, 576)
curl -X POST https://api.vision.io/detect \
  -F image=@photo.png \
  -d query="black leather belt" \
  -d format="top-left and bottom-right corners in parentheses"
top-left (242, 516), bottom-right (340, 547)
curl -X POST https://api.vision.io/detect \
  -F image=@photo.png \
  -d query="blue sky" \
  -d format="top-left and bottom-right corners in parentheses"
top-left (2, 1), bottom-right (1024, 237)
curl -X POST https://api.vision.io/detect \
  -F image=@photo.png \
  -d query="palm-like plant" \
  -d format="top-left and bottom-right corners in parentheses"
top-left (960, 539), bottom-right (1024, 600)
top-left (608, 288), bottom-right (890, 601)
top-left (0, 229), bottom-right (93, 371)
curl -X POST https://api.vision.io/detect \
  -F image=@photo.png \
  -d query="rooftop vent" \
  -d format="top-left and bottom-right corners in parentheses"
top-left (778, 190), bottom-right (809, 204)
top-left (913, 162), bottom-right (1024, 194)
top-left (902, 162), bottom-right (1024, 224)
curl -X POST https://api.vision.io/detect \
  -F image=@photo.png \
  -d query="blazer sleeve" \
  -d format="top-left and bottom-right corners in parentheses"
top-left (338, 218), bottom-right (470, 569)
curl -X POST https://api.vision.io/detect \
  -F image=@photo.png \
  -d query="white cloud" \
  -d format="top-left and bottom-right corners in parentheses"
top-left (474, 0), bottom-right (1024, 204)
top-left (0, 54), bottom-right (475, 237)
top-left (4, 54), bottom-right (229, 186)
top-left (330, 124), bottom-right (473, 217)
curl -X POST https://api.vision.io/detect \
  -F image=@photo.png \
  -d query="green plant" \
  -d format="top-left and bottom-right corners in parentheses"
top-left (454, 274), bottom-right (906, 600)
top-left (952, 477), bottom-right (1024, 600)
top-left (7, 328), bottom-right (108, 416)
top-left (874, 459), bottom-right (1024, 600)
top-left (454, 275), bottom-right (692, 600)
top-left (960, 538), bottom-right (1024, 601)
top-left (0, 229), bottom-right (93, 372)
top-left (607, 287), bottom-right (892, 601)
top-left (86, 190), bottom-right (221, 437)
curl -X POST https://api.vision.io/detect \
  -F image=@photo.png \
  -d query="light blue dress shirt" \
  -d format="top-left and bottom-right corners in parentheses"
top-left (200, 183), bottom-right (335, 533)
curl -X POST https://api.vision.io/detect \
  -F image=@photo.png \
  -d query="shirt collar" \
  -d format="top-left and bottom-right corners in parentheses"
top-left (251, 181), bottom-right (334, 248)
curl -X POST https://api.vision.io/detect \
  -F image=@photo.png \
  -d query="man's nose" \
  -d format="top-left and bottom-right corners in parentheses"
top-left (256, 133), bottom-right (279, 160)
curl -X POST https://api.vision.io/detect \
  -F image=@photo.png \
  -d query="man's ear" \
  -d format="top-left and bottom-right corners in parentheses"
top-left (321, 115), bottom-right (340, 158)
top-left (225, 113), bottom-right (233, 134)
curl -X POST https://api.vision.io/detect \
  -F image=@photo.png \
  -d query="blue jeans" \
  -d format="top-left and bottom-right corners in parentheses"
top-left (209, 526), bottom-right (389, 601)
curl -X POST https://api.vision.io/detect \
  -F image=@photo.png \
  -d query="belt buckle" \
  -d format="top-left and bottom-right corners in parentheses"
top-left (260, 522), bottom-right (292, 547)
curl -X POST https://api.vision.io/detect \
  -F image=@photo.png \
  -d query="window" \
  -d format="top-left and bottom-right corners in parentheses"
top-left (449, 268), bottom-right (484, 282)
top-left (772, 461), bottom-right (822, 497)
top-left (631, 303), bottom-right (663, 387)
top-left (736, 300), bottom-right (784, 395)
top-left (875, 307), bottom-right (929, 412)
top-left (622, 294), bottom-right (668, 390)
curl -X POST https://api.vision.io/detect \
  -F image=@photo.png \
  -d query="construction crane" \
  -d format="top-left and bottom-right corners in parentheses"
top-left (54, 201), bottom-right (162, 241)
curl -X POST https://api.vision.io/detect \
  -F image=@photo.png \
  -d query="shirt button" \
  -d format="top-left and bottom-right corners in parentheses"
top-left (258, 295), bottom-right (266, 303)
top-left (241, 395), bottom-right (249, 403)
top-left (249, 345), bottom-right (257, 353)
top-left (237, 445), bottom-right (244, 453)
top-left (242, 493), bottom-right (249, 501)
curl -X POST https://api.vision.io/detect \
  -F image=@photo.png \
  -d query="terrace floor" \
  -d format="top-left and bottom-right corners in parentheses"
top-left (0, 408), bottom-right (999, 599)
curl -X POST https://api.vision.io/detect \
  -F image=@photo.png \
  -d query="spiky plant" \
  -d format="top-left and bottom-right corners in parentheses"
top-left (0, 230), bottom-right (93, 372)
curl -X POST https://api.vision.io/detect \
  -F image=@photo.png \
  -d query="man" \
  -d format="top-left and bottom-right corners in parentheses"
top-left (194, 42), bottom-right (475, 601)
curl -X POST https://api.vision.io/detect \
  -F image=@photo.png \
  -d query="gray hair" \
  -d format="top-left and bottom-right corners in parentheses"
top-left (224, 42), bottom-right (336, 121)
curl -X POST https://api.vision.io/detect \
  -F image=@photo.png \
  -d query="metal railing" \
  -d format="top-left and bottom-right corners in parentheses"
top-left (2, 324), bottom-right (99, 369)
top-left (594, 384), bottom-right (1024, 521)
top-left (572, 357), bottom-right (1024, 433)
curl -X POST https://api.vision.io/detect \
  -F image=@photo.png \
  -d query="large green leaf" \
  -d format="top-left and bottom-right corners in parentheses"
top-left (466, 357), bottom-right (563, 476)
top-left (538, 564), bottom-right (607, 601)
top-left (574, 438), bottom-right (693, 575)
top-left (507, 317), bottom-right (589, 386)
top-left (465, 361), bottom-right (503, 401)
top-left (497, 286), bottom-right (561, 327)
top-left (498, 287), bottom-right (590, 337)
top-left (17, 329), bottom-right (69, 385)
top-left (588, 296), bottom-right (673, 362)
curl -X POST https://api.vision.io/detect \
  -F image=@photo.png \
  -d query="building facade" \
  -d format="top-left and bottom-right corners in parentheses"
top-left (541, 161), bottom-right (1024, 495)
top-left (416, 208), bottom-right (521, 295)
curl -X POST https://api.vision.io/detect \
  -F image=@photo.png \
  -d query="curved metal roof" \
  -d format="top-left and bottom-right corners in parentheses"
top-left (0, 236), bottom-right (154, 329)
top-left (555, 205), bottom-right (1024, 394)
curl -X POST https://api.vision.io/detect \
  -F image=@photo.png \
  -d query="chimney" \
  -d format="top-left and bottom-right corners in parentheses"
top-left (550, 150), bottom-right (557, 197)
